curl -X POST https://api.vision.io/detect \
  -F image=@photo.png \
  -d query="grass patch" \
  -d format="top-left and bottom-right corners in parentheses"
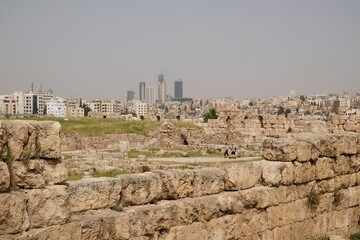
top-left (67, 172), bottom-right (83, 181)
top-left (128, 149), bottom-right (157, 158)
top-left (93, 169), bottom-right (130, 178)
top-left (174, 121), bottom-right (201, 129)
top-left (350, 232), bottom-right (360, 240)
top-left (187, 151), bottom-right (203, 157)
top-left (307, 187), bottom-right (320, 209)
top-left (160, 151), bottom-right (184, 158)
top-left (110, 204), bottom-right (123, 212)
top-left (12, 117), bottom-right (161, 136)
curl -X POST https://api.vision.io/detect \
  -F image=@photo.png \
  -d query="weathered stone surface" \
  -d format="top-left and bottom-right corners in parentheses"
top-left (68, 177), bottom-right (122, 212)
top-left (222, 163), bottom-right (262, 190)
top-left (27, 185), bottom-right (70, 228)
top-left (257, 161), bottom-right (293, 186)
top-left (119, 172), bottom-right (162, 206)
top-left (293, 161), bottom-right (316, 183)
top-left (0, 161), bottom-right (10, 192)
top-left (335, 174), bottom-right (353, 191)
top-left (262, 138), bottom-right (298, 161)
top-left (0, 192), bottom-right (30, 234)
top-left (349, 186), bottom-right (360, 207)
top-left (316, 157), bottom-right (335, 180)
top-left (334, 155), bottom-right (352, 175)
top-left (3, 120), bottom-right (37, 161)
top-left (266, 199), bottom-right (310, 229)
top-left (192, 168), bottom-right (225, 197)
top-left (166, 222), bottom-right (207, 240)
top-left (0, 122), bottom-right (7, 161)
top-left (12, 159), bottom-right (67, 189)
top-left (31, 121), bottom-right (61, 159)
top-left (350, 154), bottom-right (360, 173)
top-left (158, 170), bottom-right (195, 199)
top-left (24, 222), bottom-right (81, 240)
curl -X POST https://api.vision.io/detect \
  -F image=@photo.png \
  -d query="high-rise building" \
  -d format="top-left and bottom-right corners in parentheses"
top-left (145, 87), bottom-right (155, 106)
top-left (127, 90), bottom-right (135, 103)
top-left (174, 79), bottom-right (183, 98)
top-left (139, 82), bottom-right (146, 102)
top-left (158, 74), bottom-right (166, 103)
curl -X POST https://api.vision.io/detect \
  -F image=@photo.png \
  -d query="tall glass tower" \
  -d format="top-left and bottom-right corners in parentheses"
top-left (139, 82), bottom-right (146, 102)
top-left (174, 79), bottom-right (183, 98)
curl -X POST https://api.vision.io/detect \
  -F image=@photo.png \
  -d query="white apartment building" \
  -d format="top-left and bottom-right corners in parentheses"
top-left (134, 101), bottom-right (148, 118)
top-left (12, 91), bottom-right (44, 116)
top-left (46, 97), bottom-right (66, 117)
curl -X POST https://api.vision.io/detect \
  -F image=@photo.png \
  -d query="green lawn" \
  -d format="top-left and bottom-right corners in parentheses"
top-left (9, 117), bottom-right (162, 136)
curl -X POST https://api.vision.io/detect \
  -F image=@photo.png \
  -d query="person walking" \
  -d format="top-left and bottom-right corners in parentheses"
top-left (231, 144), bottom-right (237, 158)
top-left (223, 143), bottom-right (229, 158)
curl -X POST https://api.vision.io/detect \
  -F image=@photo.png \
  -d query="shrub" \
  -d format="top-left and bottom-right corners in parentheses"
top-left (93, 169), bottom-right (130, 178)
top-left (333, 190), bottom-right (344, 206)
top-left (350, 232), bottom-right (360, 240)
top-left (110, 204), bottom-right (123, 212)
top-left (307, 187), bottom-right (320, 209)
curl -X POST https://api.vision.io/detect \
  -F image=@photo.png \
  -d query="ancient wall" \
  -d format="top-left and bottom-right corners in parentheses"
top-left (1, 120), bottom-right (360, 239)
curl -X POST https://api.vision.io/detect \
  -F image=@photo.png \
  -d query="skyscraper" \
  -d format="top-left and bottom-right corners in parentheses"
top-left (158, 74), bottom-right (166, 103)
top-left (145, 87), bottom-right (155, 106)
top-left (174, 79), bottom-right (183, 98)
top-left (126, 90), bottom-right (135, 103)
top-left (139, 82), bottom-right (146, 102)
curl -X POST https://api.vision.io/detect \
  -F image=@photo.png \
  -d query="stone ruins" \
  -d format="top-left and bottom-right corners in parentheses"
top-left (1, 120), bottom-right (360, 239)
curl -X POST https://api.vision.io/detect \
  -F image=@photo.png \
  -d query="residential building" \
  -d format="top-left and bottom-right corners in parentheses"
top-left (46, 97), bottom-right (66, 117)
top-left (0, 95), bottom-right (17, 116)
top-left (134, 101), bottom-right (148, 118)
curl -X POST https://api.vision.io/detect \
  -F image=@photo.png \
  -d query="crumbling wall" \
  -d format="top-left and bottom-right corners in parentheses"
top-left (1, 120), bottom-right (360, 240)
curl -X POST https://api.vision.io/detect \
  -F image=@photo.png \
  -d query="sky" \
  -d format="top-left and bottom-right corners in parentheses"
top-left (1, 1), bottom-right (360, 100)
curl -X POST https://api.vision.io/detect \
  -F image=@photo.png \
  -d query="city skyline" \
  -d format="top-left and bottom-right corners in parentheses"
top-left (1, 1), bottom-right (359, 100)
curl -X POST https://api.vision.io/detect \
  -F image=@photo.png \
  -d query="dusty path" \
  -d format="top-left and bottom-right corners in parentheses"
top-left (147, 156), bottom-right (262, 163)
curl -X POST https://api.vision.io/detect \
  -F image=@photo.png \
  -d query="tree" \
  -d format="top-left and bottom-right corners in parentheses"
top-left (300, 95), bottom-right (306, 102)
top-left (203, 108), bottom-right (218, 123)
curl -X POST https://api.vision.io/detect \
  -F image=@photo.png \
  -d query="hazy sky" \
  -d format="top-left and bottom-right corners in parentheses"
top-left (1, 1), bottom-right (359, 100)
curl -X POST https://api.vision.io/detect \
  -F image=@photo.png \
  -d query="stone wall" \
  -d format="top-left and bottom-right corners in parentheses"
top-left (1, 120), bottom-right (360, 239)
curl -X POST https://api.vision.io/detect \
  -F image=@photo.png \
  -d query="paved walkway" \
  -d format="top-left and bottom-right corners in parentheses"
top-left (147, 156), bottom-right (261, 163)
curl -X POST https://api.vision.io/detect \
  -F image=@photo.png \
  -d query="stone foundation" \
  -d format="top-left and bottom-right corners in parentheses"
top-left (1, 120), bottom-right (360, 239)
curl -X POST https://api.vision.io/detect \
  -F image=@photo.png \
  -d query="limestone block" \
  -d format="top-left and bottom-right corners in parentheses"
top-left (266, 199), bottom-right (310, 229)
top-left (349, 207), bottom-right (360, 234)
top-left (27, 185), bottom-right (70, 228)
top-left (315, 157), bottom-right (335, 180)
top-left (0, 121), bottom-right (7, 160)
top-left (30, 121), bottom-right (61, 159)
top-left (68, 177), bottom-right (122, 212)
top-left (334, 209), bottom-right (350, 229)
top-left (317, 179), bottom-right (335, 194)
top-left (3, 120), bottom-right (37, 161)
top-left (334, 155), bottom-right (352, 175)
top-left (262, 138), bottom-right (298, 161)
top-left (357, 172), bottom-right (360, 185)
top-left (257, 161), bottom-right (293, 186)
top-left (312, 213), bottom-right (334, 237)
top-left (272, 223), bottom-right (294, 240)
top-left (335, 174), bottom-right (352, 191)
top-left (240, 186), bottom-right (273, 209)
top-left (296, 141), bottom-right (314, 162)
top-left (293, 162), bottom-right (316, 184)
top-left (24, 222), bottom-right (81, 240)
top-left (334, 189), bottom-right (350, 211)
top-left (166, 222), bottom-right (207, 240)
top-left (222, 163), bottom-right (262, 190)
top-left (12, 159), bottom-right (67, 189)
top-left (192, 168), bottom-right (225, 197)
top-left (127, 204), bottom-right (174, 237)
top-left (350, 154), bottom-right (360, 172)
top-left (119, 172), bottom-right (162, 206)
top-left (119, 141), bottom-right (129, 153)
top-left (0, 161), bottom-right (10, 192)
top-left (291, 218), bottom-right (315, 240)
top-left (158, 170), bottom-right (195, 199)
top-left (0, 192), bottom-right (30, 234)
top-left (349, 186), bottom-right (360, 207)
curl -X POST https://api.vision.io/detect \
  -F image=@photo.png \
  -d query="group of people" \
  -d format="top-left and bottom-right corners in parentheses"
top-left (223, 143), bottom-right (236, 158)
